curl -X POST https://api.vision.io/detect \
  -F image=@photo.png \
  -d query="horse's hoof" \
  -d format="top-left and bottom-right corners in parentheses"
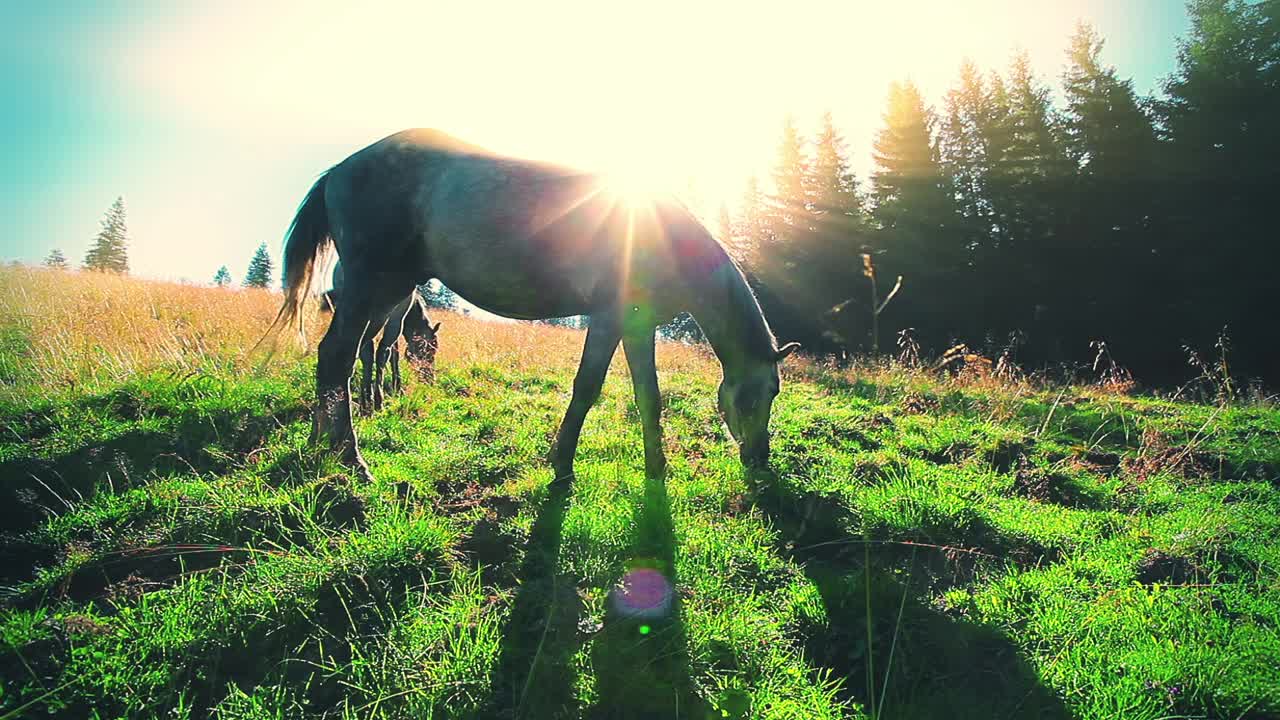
top-left (344, 453), bottom-right (375, 484)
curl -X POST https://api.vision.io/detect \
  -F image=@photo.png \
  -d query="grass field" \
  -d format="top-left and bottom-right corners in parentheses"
top-left (1, 266), bottom-right (1278, 719)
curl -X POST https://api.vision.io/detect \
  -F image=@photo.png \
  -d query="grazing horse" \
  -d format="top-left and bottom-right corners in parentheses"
top-left (322, 262), bottom-right (441, 413)
top-left (270, 129), bottom-right (798, 482)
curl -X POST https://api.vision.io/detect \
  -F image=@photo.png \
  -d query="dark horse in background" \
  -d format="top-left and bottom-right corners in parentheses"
top-left (321, 260), bottom-right (441, 414)
top-left (270, 129), bottom-right (798, 482)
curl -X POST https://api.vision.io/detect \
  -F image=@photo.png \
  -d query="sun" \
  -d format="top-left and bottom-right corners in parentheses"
top-left (601, 169), bottom-right (670, 209)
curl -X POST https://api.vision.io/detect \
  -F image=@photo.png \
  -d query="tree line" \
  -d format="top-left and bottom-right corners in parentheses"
top-left (48, 197), bottom-right (280, 290)
top-left (44, 2), bottom-right (1274, 386)
top-left (725, 1), bottom-right (1278, 387)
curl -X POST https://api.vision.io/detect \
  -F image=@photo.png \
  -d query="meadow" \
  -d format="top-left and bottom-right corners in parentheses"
top-left (1, 265), bottom-right (1277, 719)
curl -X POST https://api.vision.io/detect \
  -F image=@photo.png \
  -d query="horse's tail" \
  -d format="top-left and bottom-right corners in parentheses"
top-left (262, 173), bottom-right (332, 345)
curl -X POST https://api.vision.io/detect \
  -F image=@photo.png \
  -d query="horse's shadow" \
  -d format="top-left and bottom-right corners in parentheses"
top-left (748, 469), bottom-right (1069, 720)
top-left (488, 475), bottom-right (702, 719)
top-left (487, 480), bottom-right (583, 719)
top-left (586, 477), bottom-right (702, 719)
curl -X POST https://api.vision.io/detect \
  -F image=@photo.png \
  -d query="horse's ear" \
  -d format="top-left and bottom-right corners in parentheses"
top-left (431, 321), bottom-right (442, 334)
top-left (775, 342), bottom-right (801, 362)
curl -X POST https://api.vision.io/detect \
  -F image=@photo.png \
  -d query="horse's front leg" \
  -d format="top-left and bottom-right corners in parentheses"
top-left (549, 313), bottom-right (621, 482)
top-left (622, 327), bottom-right (666, 481)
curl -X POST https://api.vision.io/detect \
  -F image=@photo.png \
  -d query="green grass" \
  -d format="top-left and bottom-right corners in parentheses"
top-left (2, 343), bottom-right (1278, 719)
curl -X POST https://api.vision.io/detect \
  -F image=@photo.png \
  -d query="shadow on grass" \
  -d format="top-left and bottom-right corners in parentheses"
top-left (0, 402), bottom-right (309, 536)
top-left (587, 477), bottom-right (703, 719)
top-left (5, 545), bottom-right (451, 719)
top-left (486, 475), bottom-right (703, 720)
top-left (749, 469), bottom-right (1069, 720)
top-left (487, 480), bottom-right (583, 719)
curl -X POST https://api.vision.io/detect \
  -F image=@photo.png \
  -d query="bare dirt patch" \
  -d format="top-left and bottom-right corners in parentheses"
top-left (1135, 549), bottom-right (1204, 584)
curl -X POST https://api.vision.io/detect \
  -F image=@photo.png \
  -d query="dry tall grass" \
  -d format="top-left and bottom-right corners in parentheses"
top-left (2, 264), bottom-right (1101, 415)
top-left (0, 266), bottom-right (722, 404)
top-left (0, 266), bottom-right (319, 396)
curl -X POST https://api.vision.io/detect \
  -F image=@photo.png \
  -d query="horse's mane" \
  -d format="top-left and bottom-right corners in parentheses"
top-left (661, 200), bottom-right (778, 359)
top-left (719, 255), bottom-right (780, 360)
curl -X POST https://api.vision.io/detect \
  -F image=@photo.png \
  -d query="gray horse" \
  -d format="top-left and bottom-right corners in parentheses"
top-left (270, 129), bottom-right (798, 482)
top-left (322, 261), bottom-right (441, 413)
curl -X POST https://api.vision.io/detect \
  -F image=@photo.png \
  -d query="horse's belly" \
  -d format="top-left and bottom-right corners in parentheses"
top-left (430, 237), bottom-right (601, 320)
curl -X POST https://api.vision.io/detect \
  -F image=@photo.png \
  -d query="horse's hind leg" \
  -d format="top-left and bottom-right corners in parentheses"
top-left (549, 312), bottom-right (622, 481)
top-left (313, 277), bottom-right (406, 481)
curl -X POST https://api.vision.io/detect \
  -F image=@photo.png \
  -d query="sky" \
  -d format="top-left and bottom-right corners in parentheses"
top-left (0, 1), bottom-right (1190, 284)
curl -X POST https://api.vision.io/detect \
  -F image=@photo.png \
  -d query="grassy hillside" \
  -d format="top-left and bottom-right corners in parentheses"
top-left (1, 266), bottom-right (1278, 719)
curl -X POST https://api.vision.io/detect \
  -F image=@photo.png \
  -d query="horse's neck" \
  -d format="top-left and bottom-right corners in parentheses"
top-left (694, 266), bottom-right (772, 374)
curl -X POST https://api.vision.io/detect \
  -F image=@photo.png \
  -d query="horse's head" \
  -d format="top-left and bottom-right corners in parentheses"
top-left (718, 342), bottom-right (800, 469)
top-left (404, 318), bottom-right (442, 382)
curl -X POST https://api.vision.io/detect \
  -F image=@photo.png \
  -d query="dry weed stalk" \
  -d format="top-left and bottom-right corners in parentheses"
top-left (862, 252), bottom-right (903, 356)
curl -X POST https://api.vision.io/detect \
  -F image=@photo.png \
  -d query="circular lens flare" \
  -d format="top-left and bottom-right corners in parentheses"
top-left (610, 566), bottom-right (673, 620)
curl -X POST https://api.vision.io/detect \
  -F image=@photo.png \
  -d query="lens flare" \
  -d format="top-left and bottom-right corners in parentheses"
top-left (610, 565), bottom-right (673, 620)
top-left (602, 169), bottom-right (669, 210)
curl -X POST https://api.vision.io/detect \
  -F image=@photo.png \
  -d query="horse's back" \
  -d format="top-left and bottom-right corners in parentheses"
top-left (322, 131), bottom-right (464, 265)
top-left (321, 128), bottom-right (726, 320)
top-left (370, 128), bottom-right (496, 158)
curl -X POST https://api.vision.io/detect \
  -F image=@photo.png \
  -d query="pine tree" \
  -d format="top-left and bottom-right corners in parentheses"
top-left (1159, 0), bottom-right (1280, 380)
top-left (542, 316), bottom-right (582, 329)
top-left (1062, 23), bottom-right (1157, 183)
top-left (767, 116), bottom-right (812, 245)
top-left (243, 243), bottom-right (274, 289)
top-left (1005, 52), bottom-right (1071, 185)
top-left (808, 113), bottom-right (857, 217)
top-left (800, 112), bottom-right (871, 345)
top-left (995, 51), bottom-right (1075, 354)
top-left (659, 312), bottom-right (705, 343)
top-left (939, 60), bottom-right (999, 234)
top-left (734, 175), bottom-right (770, 269)
top-left (871, 80), bottom-right (964, 345)
top-left (43, 249), bottom-right (68, 269)
top-left (1061, 22), bottom-right (1162, 358)
top-left (871, 82), bottom-right (952, 231)
top-left (213, 266), bottom-right (232, 287)
top-left (83, 197), bottom-right (129, 273)
top-left (807, 112), bottom-right (863, 223)
top-left (1162, 0), bottom-right (1278, 187)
